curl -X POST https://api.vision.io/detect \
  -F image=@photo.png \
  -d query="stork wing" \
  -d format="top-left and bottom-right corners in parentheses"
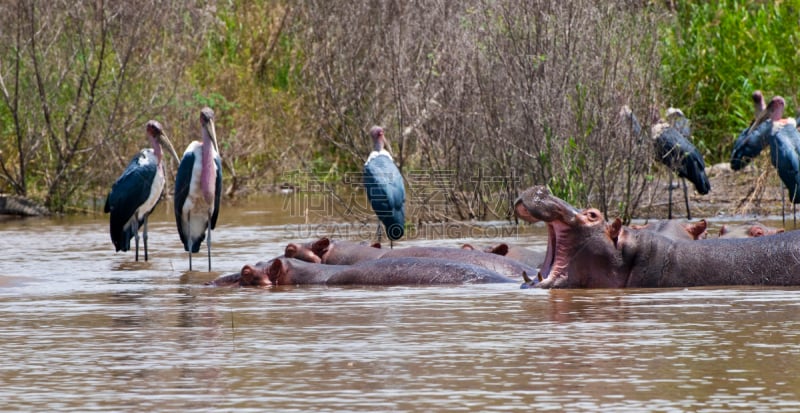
top-left (174, 151), bottom-right (195, 248)
top-left (106, 150), bottom-right (158, 250)
top-left (210, 155), bottom-right (223, 230)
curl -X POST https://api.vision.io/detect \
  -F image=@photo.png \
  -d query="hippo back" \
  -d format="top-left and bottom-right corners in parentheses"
top-left (327, 257), bottom-right (516, 285)
top-left (382, 246), bottom-right (537, 279)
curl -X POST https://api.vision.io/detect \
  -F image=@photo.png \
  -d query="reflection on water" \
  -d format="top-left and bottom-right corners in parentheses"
top-left (0, 195), bottom-right (799, 411)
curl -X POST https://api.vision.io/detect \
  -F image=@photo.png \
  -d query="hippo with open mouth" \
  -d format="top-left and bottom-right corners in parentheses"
top-left (514, 185), bottom-right (800, 288)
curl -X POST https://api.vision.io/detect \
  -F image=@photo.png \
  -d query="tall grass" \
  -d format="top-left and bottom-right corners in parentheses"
top-left (660, 0), bottom-right (800, 162)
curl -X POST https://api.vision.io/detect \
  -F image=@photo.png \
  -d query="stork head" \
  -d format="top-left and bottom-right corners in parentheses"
top-left (370, 125), bottom-right (389, 153)
top-left (200, 107), bottom-right (219, 153)
top-left (752, 90), bottom-right (765, 113)
top-left (665, 107), bottom-right (685, 120)
top-left (747, 95), bottom-right (784, 134)
top-left (767, 96), bottom-right (786, 121)
top-left (146, 119), bottom-right (163, 141)
top-left (146, 120), bottom-right (179, 165)
top-left (618, 105), bottom-right (632, 119)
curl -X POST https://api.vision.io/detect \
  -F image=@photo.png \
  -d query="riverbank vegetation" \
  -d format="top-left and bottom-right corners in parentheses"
top-left (0, 0), bottom-right (797, 223)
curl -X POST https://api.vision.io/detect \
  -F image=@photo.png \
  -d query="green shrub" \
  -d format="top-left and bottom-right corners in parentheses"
top-left (660, 0), bottom-right (800, 162)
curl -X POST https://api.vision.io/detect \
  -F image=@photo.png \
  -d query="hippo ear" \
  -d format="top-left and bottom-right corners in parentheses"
top-left (719, 225), bottom-right (729, 236)
top-left (461, 243), bottom-right (475, 250)
top-left (487, 243), bottom-right (509, 256)
top-left (685, 219), bottom-right (707, 240)
top-left (749, 226), bottom-right (765, 237)
top-left (311, 237), bottom-right (331, 257)
top-left (241, 265), bottom-right (256, 286)
top-left (371, 242), bottom-right (382, 249)
top-left (285, 243), bottom-right (298, 258)
top-left (268, 259), bottom-right (286, 285)
top-left (608, 218), bottom-right (623, 245)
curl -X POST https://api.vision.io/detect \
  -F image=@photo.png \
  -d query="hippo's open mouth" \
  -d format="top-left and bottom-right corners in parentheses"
top-left (538, 221), bottom-right (576, 287)
top-left (514, 186), bottom-right (581, 288)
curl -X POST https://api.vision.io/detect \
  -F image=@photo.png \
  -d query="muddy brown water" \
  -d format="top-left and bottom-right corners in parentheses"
top-left (1, 194), bottom-right (800, 412)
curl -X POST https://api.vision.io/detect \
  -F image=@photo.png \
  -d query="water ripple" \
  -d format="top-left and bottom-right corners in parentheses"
top-left (1, 206), bottom-right (800, 411)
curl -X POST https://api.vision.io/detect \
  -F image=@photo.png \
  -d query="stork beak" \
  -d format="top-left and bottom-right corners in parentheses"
top-left (204, 118), bottom-right (220, 154)
top-left (159, 133), bottom-right (180, 166)
top-left (382, 136), bottom-right (393, 155)
top-left (747, 108), bottom-right (771, 135)
top-left (747, 97), bottom-right (783, 134)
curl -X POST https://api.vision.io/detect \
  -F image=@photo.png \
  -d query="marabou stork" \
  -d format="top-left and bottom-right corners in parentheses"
top-left (363, 126), bottom-right (405, 248)
top-left (619, 105), bottom-right (642, 141)
top-left (759, 96), bottom-right (800, 226)
top-left (651, 108), bottom-right (710, 220)
top-left (730, 90), bottom-right (771, 170)
top-left (174, 107), bottom-right (222, 271)
top-left (104, 120), bottom-right (179, 261)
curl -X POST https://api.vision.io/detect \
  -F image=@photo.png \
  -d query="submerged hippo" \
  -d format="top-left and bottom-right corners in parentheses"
top-left (207, 257), bottom-right (517, 286)
top-left (205, 271), bottom-right (246, 287)
top-left (629, 219), bottom-right (708, 240)
top-left (271, 257), bottom-right (517, 285)
top-left (285, 237), bottom-right (537, 279)
top-left (285, 238), bottom-right (384, 265)
top-left (205, 259), bottom-right (284, 287)
top-left (718, 222), bottom-right (784, 238)
top-left (461, 242), bottom-right (544, 268)
top-left (514, 185), bottom-right (800, 288)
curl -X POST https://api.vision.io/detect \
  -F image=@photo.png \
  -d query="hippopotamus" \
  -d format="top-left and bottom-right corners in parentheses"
top-left (285, 237), bottom-right (538, 279)
top-left (207, 257), bottom-right (517, 286)
top-left (628, 219), bottom-right (708, 240)
top-left (461, 242), bottom-right (544, 268)
top-left (285, 238), bottom-right (384, 265)
top-left (272, 257), bottom-right (518, 285)
top-left (204, 260), bottom-right (283, 287)
top-left (514, 185), bottom-right (800, 288)
top-left (718, 222), bottom-right (784, 238)
top-left (205, 271), bottom-right (246, 287)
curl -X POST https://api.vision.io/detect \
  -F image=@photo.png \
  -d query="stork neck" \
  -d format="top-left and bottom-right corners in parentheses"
top-left (149, 136), bottom-right (164, 168)
top-left (201, 140), bottom-right (216, 203)
top-left (772, 105), bottom-right (785, 121)
top-left (372, 137), bottom-right (384, 153)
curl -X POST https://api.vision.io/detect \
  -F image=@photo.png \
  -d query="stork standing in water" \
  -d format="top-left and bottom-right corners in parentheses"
top-left (105, 120), bottom-right (179, 261)
top-left (651, 108), bottom-right (711, 220)
top-left (363, 126), bottom-right (405, 248)
top-left (174, 107), bottom-right (222, 271)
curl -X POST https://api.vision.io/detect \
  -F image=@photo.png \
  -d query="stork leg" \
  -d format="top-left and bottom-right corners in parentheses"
top-left (143, 215), bottom-right (149, 262)
top-left (781, 188), bottom-right (786, 228)
top-left (207, 212), bottom-right (213, 271)
top-left (792, 186), bottom-right (797, 228)
top-left (133, 219), bottom-right (140, 262)
top-left (187, 211), bottom-right (193, 271)
top-left (375, 223), bottom-right (383, 245)
top-left (667, 174), bottom-right (674, 220)
top-left (681, 177), bottom-right (691, 220)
